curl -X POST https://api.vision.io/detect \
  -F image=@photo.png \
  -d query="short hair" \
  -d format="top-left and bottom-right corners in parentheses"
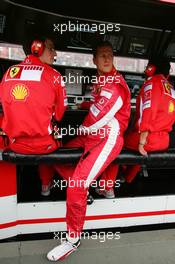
top-left (22, 34), bottom-right (54, 56)
top-left (93, 40), bottom-right (113, 57)
top-left (148, 56), bottom-right (170, 76)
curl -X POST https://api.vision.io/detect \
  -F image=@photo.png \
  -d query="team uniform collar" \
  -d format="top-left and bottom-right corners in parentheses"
top-left (23, 54), bottom-right (43, 65)
top-left (92, 66), bottom-right (118, 95)
top-left (96, 66), bottom-right (118, 86)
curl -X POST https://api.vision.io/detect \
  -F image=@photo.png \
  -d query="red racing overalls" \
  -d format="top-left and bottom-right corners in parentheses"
top-left (54, 67), bottom-right (131, 237)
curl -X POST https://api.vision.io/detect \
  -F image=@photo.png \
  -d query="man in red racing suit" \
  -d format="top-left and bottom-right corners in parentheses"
top-left (47, 41), bottom-right (131, 261)
top-left (0, 37), bottom-right (67, 193)
top-left (77, 81), bottom-right (125, 198)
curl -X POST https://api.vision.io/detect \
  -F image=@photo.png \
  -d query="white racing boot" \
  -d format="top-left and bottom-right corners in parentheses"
top-left (47, 236), bottom-right (80, 261)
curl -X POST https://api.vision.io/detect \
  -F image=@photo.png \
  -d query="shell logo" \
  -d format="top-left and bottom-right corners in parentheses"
top-left (169, 101), bottom-right (175, 113)
top-left (11, 84), bottom-right (28, 100)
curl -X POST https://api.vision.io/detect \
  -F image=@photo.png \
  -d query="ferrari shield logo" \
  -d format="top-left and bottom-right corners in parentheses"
top-left (164, 81), bottom-right (171, 95)
top-left (9, 67), bottom-right (20, 78)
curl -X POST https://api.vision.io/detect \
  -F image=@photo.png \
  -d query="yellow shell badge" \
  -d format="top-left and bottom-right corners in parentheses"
top-left (168, 101), bottom-right (175, 113)
top-left (9, 67), bottom-right (20, 78)
top-left (11, 84), bottom-right (28, 101)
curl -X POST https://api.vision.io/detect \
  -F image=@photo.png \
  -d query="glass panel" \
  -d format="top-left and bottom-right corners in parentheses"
top-left (0, 42), bottom-right (174, 75)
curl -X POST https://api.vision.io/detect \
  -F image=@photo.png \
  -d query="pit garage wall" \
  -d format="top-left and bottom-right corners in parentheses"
top-left (14, 195), bottom-right (175, 236)
top-left (0, 112), bottom-right (18, 239)
top-left (0, 161), bottom-right (17, 239)
top-left (1, 163), bottom-right (175, 240)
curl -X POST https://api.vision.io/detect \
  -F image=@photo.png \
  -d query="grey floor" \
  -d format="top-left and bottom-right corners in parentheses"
top-left (1, 229), bottom-right (175, 264)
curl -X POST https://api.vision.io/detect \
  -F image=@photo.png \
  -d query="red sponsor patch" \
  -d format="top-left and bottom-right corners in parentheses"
top-left (96, 96), bottom-right (108, 110)
top-left (143, 90), bottom-right (151, 103)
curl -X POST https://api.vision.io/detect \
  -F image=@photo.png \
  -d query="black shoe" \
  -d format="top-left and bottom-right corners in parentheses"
top-left (87, 193), bottom-right (94, 205)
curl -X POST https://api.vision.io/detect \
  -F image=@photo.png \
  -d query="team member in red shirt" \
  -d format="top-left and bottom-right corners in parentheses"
top-left (0, 36), bottom-right (67, 195)
top-left (98, 57), bottom-right (175, 187)
top-left (122, 57), bottom-right (175, 183)
top-left (47, 41), bottom-right (131, 261)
